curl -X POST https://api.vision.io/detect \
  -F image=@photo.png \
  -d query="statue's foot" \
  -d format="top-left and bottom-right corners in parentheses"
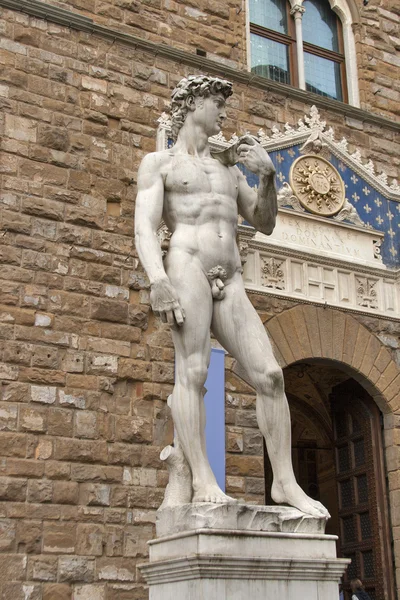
top-left (193, 484), bottom-right (237, 504)
top-left (271, 480), bottom-right (330, 519)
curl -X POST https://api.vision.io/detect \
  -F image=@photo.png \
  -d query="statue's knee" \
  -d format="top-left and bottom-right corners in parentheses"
top-left (254, 365), bottom-right (284, 395)
top-left (184, 357), bottom-right (208, 387)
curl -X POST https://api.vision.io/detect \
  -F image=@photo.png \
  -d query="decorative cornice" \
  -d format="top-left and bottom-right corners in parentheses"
top-left (2, 0), bottom-right (400, 134)
top-left (140, 555), bottom-right (349, 584)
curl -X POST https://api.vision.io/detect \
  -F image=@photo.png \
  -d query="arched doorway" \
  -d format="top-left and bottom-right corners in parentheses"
top-left (263, 361), bottom-right (395, 600)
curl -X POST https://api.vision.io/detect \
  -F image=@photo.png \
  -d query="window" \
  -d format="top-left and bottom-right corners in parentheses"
top-left (248, 0), bottom-right (359, 105)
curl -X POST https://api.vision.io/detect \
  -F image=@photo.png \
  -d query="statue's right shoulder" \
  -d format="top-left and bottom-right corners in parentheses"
top-left (139, 149), bottom-right (173, 175)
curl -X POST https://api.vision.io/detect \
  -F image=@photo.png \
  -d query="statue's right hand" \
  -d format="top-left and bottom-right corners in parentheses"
top-left (150, 278), bottom-right (185, 327)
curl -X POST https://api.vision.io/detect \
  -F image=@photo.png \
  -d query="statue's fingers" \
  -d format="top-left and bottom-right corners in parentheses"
top-left (166, 310), bottom-right (175, 326)
top-left (173, 308), bottom-right (185, 326)
top-left (239, 134), bottom-right (257, 145)
top-left (237, 143), bottom-right (252, 153)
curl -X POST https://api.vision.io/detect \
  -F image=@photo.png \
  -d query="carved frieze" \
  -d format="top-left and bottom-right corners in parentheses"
top-left (261, 257), bottom-right (285, 290)
top-left (356, 277), bottom-right (378, 310)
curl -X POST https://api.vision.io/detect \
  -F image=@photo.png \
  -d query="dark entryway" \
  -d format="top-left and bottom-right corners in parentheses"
top-left (264, 364), bottom-right (395, 600)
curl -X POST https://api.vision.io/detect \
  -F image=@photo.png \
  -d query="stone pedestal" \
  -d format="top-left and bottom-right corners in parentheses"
top-left (139, 503), bottom-right (349, 600)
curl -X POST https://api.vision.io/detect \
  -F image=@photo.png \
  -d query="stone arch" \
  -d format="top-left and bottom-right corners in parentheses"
top-left (265, 305), bottom-right (400, 416)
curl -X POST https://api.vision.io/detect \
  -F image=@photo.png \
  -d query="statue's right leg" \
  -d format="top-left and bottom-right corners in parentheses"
top-left (166, 251), bottom-right (234, 503)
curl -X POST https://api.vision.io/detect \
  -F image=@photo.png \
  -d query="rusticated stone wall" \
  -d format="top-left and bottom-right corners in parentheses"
top-left (0, 2), bottom-right (399, 599)
top-left (15, 0), bottom-right (400, 119)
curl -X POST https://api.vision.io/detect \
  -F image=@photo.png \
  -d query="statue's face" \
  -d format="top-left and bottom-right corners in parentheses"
top-left (192, 93), bottom-right (227, 136)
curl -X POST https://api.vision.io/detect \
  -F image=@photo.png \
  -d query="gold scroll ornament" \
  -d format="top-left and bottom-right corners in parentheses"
top-left (289, 155), bottom-right (345, 216)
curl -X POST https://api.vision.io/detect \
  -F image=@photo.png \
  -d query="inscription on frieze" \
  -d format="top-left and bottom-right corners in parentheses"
top-left (264, 211), bottom-right (384, 267)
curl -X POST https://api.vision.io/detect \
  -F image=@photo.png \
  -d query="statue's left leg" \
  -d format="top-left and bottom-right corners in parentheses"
top-left (212, 273), bottom-right (330, 518)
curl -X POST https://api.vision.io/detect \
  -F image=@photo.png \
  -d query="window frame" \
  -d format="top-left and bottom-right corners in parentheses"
top-left (247, 0), bottom-right (357, 106)
top-left (302, 8), bottom-right (348, 103)
top-left (249, 0), bottom-right (299, 87)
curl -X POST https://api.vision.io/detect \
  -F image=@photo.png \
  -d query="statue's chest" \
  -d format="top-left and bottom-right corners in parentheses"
top-left (165, 157), bottom-right (233, 195)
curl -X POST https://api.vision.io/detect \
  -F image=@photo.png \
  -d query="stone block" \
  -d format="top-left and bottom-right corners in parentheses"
top-left (55, 439), bottom-right (108, 464)
top-left (58, 556), bottom-right (95, 583)
top-left (124, 524), bottom-right (153, 557)
top-left (0, 554), bottom-right (27, 583)
top-left (0, 402), bottom-right (18, 431)
top-left (47, 408), bottom-right (73, 436)
top-left (1, 382), bottom-right (30, 403)
top-left (59, 390), bottom-right (86, 409)
top-left (86, 354), bottom-right (118, 375)
top-left (37, 124), bottom-right (70, 151)
top-left (43, 523), bottom-right (76, 554)
top-left (0, 477), bottom-right (27, 501)
top-left (90, 299), bottom-right (128, 323)
top-left (0, 518), bottom-right (16, 551)
top-left (20, 406), bottom-right (47, 432)
top-left (53, 481), bottom-right (79, 505)
top-left (114, 415), bottom-right (152, 443)
top-left (80, 484), bottom-right (111, 507)
top-left (75, 411), bottom-right (99, 439)
top-left (96, 558), bottom-right (136, 582)
top-left (30, 385), bottom-right (56, 404)
top-left (225, 455), bottom-right (263, 477)
top-left (16, 520), bottom-right (42, 553)
top-left (76, 524), bottom-right (104, 556)
top-left (28, 555), bottom-right (58, 581)
top-left (27, 480), bottom-right (53, 503)
top-left (73, 585), bottom-right (106, 600)
top-left (0, 362), bottom-right (19, 380)
top-left (43, 583), bottom-right (72, 600)
top-left (5, 114), bottom-right (37, 142)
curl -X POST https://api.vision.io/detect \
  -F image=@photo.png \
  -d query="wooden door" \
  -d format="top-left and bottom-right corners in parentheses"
top-left (331, 381), bottom-right (394, 600)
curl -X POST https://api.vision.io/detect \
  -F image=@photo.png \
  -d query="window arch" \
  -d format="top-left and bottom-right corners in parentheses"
top-left (248, 0), bottom-right (360, 106)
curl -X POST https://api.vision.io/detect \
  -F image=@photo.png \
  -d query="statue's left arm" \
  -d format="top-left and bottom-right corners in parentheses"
top-left (235, 136), bottom-right (277, 236)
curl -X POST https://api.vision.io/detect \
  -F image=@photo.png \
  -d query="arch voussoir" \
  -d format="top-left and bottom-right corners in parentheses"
top-left (265, 305), bottom-right (400, 416)
top-left (332, 310), bottom-right (346, 362)
top-left (351, 323), bottom-right (371, 371)
top-left (301, 305), bottom-right (323, 357)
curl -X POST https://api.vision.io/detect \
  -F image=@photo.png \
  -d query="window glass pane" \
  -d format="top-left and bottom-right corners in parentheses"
top-left (250, 0), bottom-right (288, 34)
top-left (303, 0), bottom-right (339, 51)
top-left (304, 53), bottom-right (342, 100)
top-left (251, 34), bottom-right (290, 84)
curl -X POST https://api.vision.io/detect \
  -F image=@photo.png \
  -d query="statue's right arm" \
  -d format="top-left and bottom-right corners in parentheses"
top-left (134, 153), bottom-right (185, 327)
top-left (135, 153), bottom-right (167, 285)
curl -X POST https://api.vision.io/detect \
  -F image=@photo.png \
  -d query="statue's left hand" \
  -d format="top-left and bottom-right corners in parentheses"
top-left (237, 135), bottom-right (275, 176)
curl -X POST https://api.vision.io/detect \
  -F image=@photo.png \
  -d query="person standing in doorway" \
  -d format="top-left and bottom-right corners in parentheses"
top-left (351, 579), bottom-right (372, 600)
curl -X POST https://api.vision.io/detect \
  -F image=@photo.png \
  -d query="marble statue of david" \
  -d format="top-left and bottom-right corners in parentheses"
top-left (135, 75), bottom-right (329, 518)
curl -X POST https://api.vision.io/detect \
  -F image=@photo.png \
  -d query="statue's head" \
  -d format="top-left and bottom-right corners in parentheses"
top-left (170, 75), bottom-right (233, 141)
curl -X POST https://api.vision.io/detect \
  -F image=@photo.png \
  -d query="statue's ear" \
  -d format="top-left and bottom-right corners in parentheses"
top-left (185, 95), bottom-right (196, 110)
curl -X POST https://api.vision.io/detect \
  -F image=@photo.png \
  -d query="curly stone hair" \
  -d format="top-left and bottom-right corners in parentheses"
top-left (170, 75), bottom-right (233, 141)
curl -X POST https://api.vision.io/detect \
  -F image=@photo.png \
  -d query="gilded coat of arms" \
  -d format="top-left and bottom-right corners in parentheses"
top-left (289, 155), bottom-right (345, 216)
